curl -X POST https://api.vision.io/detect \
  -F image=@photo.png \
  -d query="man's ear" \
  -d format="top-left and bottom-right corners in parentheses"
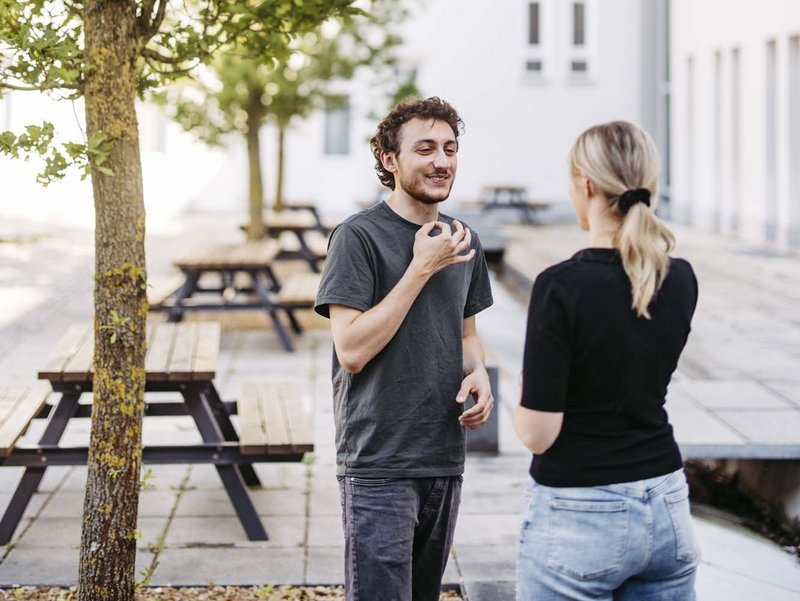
top-left (381, 151), bottom-right (397, 173)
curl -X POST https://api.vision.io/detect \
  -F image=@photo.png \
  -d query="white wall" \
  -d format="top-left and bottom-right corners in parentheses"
top-left (670, 0), bottom-right (800, 249)
top-left (277, 0), bottom-right (655, 220)
top-left (1, 0), bottom-right (656, 228)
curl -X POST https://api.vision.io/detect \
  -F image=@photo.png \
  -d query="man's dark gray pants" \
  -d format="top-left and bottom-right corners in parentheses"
top-left (337, 475), bottom-right (462, 601)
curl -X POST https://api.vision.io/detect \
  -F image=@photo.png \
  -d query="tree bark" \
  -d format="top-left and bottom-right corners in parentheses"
top-left (79, 1), bottom-right (147, 599)
top-left (246, 96), bottom-right (266, 240)
top-left (275, 123), bottom-right (286, 213)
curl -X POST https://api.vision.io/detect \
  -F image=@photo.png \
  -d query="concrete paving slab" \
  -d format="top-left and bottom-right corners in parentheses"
top-left (463, 581), bottom-right (516, 601)
top-left (164, 516), bottom-right (305, 548)
top-left (693, 514), bottom-right (800, 600)
top-left (307, 516), bottom-right (343, 548)
top-left (454, 514), bottom-right (519, 547)
top-left (305, 546), bottom-right (344, 585)
top-left (0, 549), bottom-right (154, 587)
top-left (716, 409), bottom-right (800, 444)
top-left (681, 380), bottom-right (793, 410)
top-left (14, 516), bottom-right (167, 551)
top-left (152, 547), bottom-right (306, 586)
top-left (669, 407), bottom-right (747, 445)
top-left (453, 544), bottom-right (516, 582)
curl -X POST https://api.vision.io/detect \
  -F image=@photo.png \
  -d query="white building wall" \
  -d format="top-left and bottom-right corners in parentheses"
top-left (2, 0), bottom-right (656, 228)
top-left (671, 0), bottom-right (800, 248)
top-left (278, 0), bottom-right (655, 220)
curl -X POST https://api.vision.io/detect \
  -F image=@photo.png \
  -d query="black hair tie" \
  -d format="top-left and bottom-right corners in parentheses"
top-left (618, 188), bottom-right (651, 213)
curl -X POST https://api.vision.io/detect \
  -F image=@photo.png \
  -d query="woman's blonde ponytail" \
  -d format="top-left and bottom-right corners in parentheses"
top-left (569, 121), bottom-right (675, 318)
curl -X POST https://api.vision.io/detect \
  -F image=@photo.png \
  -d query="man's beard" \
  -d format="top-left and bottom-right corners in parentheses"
top-left (397, 170), bottom-right (454, 205)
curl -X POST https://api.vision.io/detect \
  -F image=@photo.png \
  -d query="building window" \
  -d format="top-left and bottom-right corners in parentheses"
top-left (526, 60), bottom-right (543, 73)
top-left (324, 96), bottom-right (350, 156)
top-left (525, 2), bottom-right (545, 77)
top-left (572, 2), bottom-right (586, 46)
top-left (569, 1), bottom-right (591, 78)
top-left (528, 2), bottom-right (540, 45)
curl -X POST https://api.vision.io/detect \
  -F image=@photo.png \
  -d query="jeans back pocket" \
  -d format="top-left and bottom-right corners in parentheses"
top-left (664, 488), bottom-right (700, 563)
top-left (547, 499), bottom-right (629, 581)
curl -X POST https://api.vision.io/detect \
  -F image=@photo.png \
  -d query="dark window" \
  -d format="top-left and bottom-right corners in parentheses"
top-left (571, 60), bottom-right (588, 72)
top-left (324, 96), bottom-right (350, 156)
top-left (526, 60), bottom-right (543, 73)
top-left (573, 2), bottom-right (585, 46)
top-left (528, 2), bottom-right (540, 45)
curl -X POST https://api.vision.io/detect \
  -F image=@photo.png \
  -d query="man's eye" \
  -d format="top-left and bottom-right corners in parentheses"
top-left (445, 148), bottom-right (457, 155)
top-left (417, 148), bottom-right (432, 153)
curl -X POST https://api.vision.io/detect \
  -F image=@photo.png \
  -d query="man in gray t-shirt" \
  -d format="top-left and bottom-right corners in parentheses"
top-left (315, 97), bottom-right (494, 601)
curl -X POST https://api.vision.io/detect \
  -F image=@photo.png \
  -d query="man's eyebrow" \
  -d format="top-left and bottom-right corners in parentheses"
top-left (412, 138), bottom-right (458, 146)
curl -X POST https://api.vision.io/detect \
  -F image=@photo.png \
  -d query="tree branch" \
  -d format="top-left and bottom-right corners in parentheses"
top-left (147, 0), bottom-right (169, 38)
top-left (138, 0), bottom-right (157, 33)
top-left (0, 81), bottom-right (79, 92)
top-left (140, 47), bottom-right (185, 65)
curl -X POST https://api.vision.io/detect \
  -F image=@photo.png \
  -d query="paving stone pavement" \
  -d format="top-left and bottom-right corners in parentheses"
top-left (0, 212), bottom-right (798, 599)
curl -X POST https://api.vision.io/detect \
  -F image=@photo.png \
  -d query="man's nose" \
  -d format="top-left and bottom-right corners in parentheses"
top-left (432, 149), bottom-right (450, 169)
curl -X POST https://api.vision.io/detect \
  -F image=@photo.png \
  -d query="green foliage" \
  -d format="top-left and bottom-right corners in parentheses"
top-left (161, 0), bottom-right (407, 139)
top-left (99, 309), bottom-right (132, 344)
top-left (0, 121), bottom-right (112, 185)
top-left (0, 0), bottom-right (361, 184)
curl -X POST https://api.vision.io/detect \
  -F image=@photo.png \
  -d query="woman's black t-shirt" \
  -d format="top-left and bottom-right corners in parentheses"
top-left (521, 248), bottom-right (698, 487)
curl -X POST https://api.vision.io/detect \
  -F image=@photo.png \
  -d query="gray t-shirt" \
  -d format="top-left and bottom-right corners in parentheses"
top-left (315, 202), bottom-right (494, 478)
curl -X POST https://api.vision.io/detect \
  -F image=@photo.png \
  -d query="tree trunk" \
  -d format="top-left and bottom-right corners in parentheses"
top-left (274, 123), bottom-right (286, 213)
top-left (246, 97), bottom-right (266, 240)
top-left (79, 2), bottom-right (147, 599)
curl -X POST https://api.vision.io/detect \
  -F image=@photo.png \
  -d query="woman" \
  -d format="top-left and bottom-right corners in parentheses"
top-left (514, 121), bottom-right (700, 600)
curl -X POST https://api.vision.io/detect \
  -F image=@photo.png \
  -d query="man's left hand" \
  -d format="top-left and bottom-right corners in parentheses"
top-left (456, 368), bottom-right (493, 430)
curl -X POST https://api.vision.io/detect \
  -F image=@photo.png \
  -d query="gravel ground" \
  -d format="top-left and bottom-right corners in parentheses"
top-left (0, 587), bottom-right (463, 600)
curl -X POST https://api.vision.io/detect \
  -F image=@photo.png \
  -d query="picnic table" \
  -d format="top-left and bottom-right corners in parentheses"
top-left (0, 322), bottom-right (313, 543)
top-left (480, 184), bottom-right (549, 224)
top-left (280, 199), bottom-right (329, 234)
top-left (241, 211), bottom-right (328, 273)
top-left (148, 240), bottom-right (322, 352)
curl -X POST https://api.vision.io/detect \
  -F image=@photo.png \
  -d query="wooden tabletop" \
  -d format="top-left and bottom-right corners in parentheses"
top-left (264, 210), bottom-right (318, 229)
top-left (173, 241), bottom-right (281, 271)
top-left (38, 322), bottom-right (221, 383)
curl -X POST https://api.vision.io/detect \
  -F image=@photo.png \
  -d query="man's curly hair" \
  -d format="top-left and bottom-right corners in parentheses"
top-left (370, 96), bottom-right (464, 190)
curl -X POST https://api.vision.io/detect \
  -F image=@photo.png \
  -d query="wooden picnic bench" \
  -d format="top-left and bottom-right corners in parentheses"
top-left (0, 322), bottom-right (314, 544)
top-left (480, 184), bottom-right (549, 224)
top-left (0, 384), bottom-right (51, 458)
top-left (240, 210), bottom-right (328, 272)
top-left (280, 199), bottom-right (329, 234)
top-left (148, 241), bottom-right (322, 352)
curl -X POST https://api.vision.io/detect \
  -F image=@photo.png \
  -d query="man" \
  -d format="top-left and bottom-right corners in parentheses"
top-left (314, 96), bottom-right (494, 601)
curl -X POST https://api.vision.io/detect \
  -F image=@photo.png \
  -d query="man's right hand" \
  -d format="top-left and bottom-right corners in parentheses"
top-left (411, 220), bottom-right (476, 277)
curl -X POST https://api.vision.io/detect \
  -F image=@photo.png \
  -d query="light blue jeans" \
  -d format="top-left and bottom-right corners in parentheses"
top-left (517, 468), bottom-right (700, 600)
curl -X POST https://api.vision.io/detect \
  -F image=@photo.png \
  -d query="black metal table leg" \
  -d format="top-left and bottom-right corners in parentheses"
top-left (0, 392), bottom-right (81, 544)
top-left (181, 386), bottom-right (268, 540)
top-left (202, 383), bottom-right (260, 487)
top-left (252, 275), bottom-right (295, 352)
top-left (167, 270), bottom-right (201, 322)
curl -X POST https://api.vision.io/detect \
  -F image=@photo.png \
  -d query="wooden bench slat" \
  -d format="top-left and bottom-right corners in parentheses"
top-left (145, 322), bottom-right (177, 381)
top-left (167, 322), bottom-right (198, 381)
top-left (277, 273), bottom-right (322, 307)
top-left (192, 322), bottom-right (220, 380)
top-left (37, 325), bottom-right (91, 382)
top-left (263, 383), bottom-right (293, 454)
top-left (147, 273), bottom-right (186, 308)
top-left (62, 328), bottom-right (95, 383)
top-left (239, 382), bottom-right (269, 454)
top-left (175, 241), bottom-right (281, 271)
top-left (238, 381), bottom-right (313, 455)
top-left (0, 384), bottom-right (51, 457)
